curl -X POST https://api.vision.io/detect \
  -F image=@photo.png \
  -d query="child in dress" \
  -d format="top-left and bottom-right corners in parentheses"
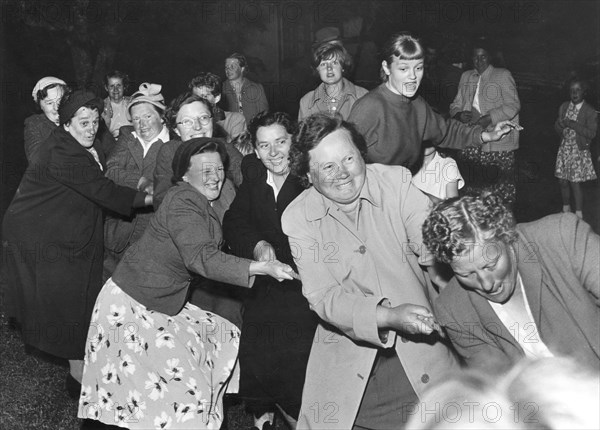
top-left (412, 144), bottom-right (464, 205)
top-left (554, 78), bottom-right (597, 218)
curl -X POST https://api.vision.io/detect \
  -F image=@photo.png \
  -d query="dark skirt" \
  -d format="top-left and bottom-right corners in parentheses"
top-left (238, 277), bottom-right (318, 419)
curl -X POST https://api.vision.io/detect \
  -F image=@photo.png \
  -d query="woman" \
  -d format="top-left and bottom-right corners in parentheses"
top-left (2, 89), bottom-right (152, 394)
top-left (24, 76), bottom-right (66, 162)
top-left (102, 70), bottom-right (133, 138)
top-left (281, 114), bottom-right (458, 429)
top-left (103, 83), bottom-right (171, 279)
top-left (78, 137), bottom-right (295, 429)
top-left (298, 41), bottom-right (368, 120)
top-left (223, 112), bottom-right (318, 428)
top-left (347, 33), bottom-right (516, 173)
top-left (153, 92), bottom-right (243, 208)
top-left (422, 193), bottom-right (600, 373)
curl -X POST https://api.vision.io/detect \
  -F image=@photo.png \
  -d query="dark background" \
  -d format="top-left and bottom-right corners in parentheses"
top-left (1, 0), bottom-right (599, 226)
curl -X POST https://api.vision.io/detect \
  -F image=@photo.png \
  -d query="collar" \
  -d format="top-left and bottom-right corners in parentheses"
top-left (473, 65), bottom-right (494, 79)
top-left (308, 78), bottom-right (359, 108)
top-left (380, 82), bottom-right (411, 104)
top-left (304, 165), bottom-right (382, 222)
top-left (571, 101), bottom-right (584, 110)
top-left (131, 125), bottom-right (170, 147)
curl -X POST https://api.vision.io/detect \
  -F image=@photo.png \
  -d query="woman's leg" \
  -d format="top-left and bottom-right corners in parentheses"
top-left (559, 179), bottom-right (571, 211)
top-left (571, 181), bottom-right (583, 217)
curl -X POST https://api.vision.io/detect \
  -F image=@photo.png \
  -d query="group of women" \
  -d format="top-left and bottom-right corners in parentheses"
top-left (2, 32), bottom-right (599, 430)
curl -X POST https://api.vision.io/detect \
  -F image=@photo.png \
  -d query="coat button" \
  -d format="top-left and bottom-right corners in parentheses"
top-left (358, 245), bottom-right (366, 254)
top-left (421, 374), bottom-right (430, 383)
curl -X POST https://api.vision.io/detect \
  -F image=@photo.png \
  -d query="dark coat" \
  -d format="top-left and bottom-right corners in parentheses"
top-left (2, 127), bottom-right (141, 359)
top-left (24, 113), bottom-right (56, 163)
top-left (222, 154), bottom-right (318, 418)
top-left (222, 78), bottom-right (269, 123)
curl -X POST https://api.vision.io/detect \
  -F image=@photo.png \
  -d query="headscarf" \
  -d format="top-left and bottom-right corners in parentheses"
top-left (127, 83), bottom-right (166, 119)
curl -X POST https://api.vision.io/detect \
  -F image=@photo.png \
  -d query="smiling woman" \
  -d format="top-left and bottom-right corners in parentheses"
top-left (422, 192), bottom-right (600, 373)
top-left (2, 89), bottom-right (152, 398)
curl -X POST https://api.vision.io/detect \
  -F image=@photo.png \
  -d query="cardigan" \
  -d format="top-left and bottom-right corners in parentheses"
top-left (434, 213), bottom-right (600, 374)
top-left (113, 182), bottom-right (253, 316)
top-left (554, 100), bottom-right (598, 150)
top-left (298, 78), bottom-right (369, 121)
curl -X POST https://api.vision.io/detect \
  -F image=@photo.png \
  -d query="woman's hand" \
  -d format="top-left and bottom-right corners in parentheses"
top-left (482, 120), bottom-right (523, 142)
top-left (249, 260), bottom-right (296, 282)
top-left (377, 303), bottom-right (441, 336)
top-left (253, 240), bottom-right (277, 262)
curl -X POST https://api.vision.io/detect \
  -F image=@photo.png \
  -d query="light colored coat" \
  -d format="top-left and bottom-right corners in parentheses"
top-left (282, 164), bottom-right (459, 429)
top-left (450, 65), bottom-right (520, 151)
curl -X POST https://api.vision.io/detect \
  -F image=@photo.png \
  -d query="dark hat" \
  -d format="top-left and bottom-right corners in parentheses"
top-left (59, 90), bottom-right (103, 125)
top-left (171, 137), bottom-right (228, 184)
top-left (314, 27), bottom-right (341, 45)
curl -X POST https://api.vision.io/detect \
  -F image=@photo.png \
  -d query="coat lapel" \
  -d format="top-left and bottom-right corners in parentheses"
top-left (128, 136), bottom-right (144, 171)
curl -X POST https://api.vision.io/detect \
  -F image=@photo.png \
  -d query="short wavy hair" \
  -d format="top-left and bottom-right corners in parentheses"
top-left (247, 111), bottom-right (297, 149)
top-left (188, 72), bottom-right (222, 97)
top-left (312, 41), bottom-right (353, 75)
top-left (422, 192), bottom-right (518, 264)
top-left (164, 92), bottom-right (213, 131)
top-left (290, 114), bottom-right (368, 188)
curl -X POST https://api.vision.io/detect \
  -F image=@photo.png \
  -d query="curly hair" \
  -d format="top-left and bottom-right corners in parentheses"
top-left (290, 114), bottom-right (368, 188)
top-left (247, 111), bottom-right (297, 149)
top-left (422, 192), bottom-right (517, 264)
top-left (188, 72), bottom-right (222, 97)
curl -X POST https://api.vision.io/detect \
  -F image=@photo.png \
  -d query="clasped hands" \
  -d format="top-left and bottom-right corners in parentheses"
top-left (377, 300), bottom-right (444, 338)
top-left (253, 240), bottom-right (299, 282)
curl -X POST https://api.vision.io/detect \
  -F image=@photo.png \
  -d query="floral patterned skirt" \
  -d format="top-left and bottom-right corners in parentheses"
top-left (555, 138), bottom-right (597, 182)
top-left (77, 278), bottom-right (240, 429)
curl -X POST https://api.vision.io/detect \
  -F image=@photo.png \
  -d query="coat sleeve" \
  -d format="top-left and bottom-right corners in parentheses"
top-left (559, 214), bottom-right (600, 302)
top-left (282, 204), bottom-right (393, 349)
top-left (24, 117), bottom-right (46, 163)
top-left (105, 133), bottom-right (140, 188)
top-left (224, 142), bottom-right (244, 188)
top-left (166, 189), bottom-right (253, 287)
top-left (449, 71), bottom-right (470, 118)
top-left (486, 70), bottom-right (520, 124)
top-left (257, 83), bottom-right (269, 114)
top-left (49, 144), bottom-right (140, 216)
top-left (298, 92), bottom-right (310, 121)
top-left (227, 113), bottom-right (247, 140)
top-left (153, 142), bottom-right (176, 210)
top-left (570, 104), bottom-right (598, 140)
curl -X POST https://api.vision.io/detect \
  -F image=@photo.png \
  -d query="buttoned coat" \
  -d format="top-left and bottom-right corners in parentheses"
top-left (434, 213), bottom-right (600, 373)
top-left (222, 78), bottom-right (269, 123)
top-left (2, 127), bottom-right (140, 359)
top-left (449, 65), bottom-right (521, 151)
top-left (282, 164), bottom-right (459, 429)
top-left (298, 78), bottom-right (369, 121)
top-left (103, 126), bottom-right (166, 256)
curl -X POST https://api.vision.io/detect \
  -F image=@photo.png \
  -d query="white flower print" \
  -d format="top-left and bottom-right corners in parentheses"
top-left (124, 325), bottom-right (148, 355)
top-left (174, 402), bottom-right (196, 423)
top-left (165, 358), bottom-right (184, 381)
top-left (154, 411), bottom-right (172, 429)
top-left (134, 305), bottom-right (155, 329)
top-left (119, 353), bottom-right (136, 376)
top-left (110, 284), bottom-right (121, 295)
top-left (155, 331), bottom-right (175, 349)
top-left (107, 304), bottom-right (126, 326)
top-left (87, 323), bottom-right (106, 363)
top-left (97, 387), bottom-right (114, 410)
top-left (145, 372), bottom-right (169, 401)
top-left (185, 377), bottom-right (204, 402)
top-left (101, 362), bottom-right (118, 384)
top-left (126, 389), bottom-right (147, 420)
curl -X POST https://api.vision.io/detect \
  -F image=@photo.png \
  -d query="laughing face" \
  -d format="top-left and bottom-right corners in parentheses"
top-left (105, 77), bottom-right (124, 103)
top-left (254, 123), bottom-right (292, 177)
top-left (175, 101), bottom-right (214, 141)
top-left (451, 240), bottom-right (517, 304)
top-left (64, 107), bottom-right (100, 148)
top-left (382, 57), bottom-right (424, 98)
top-left (130, 102), bottom-right (164, 143)
top-left (183, 151), bottom-right (225, 202)
top-left (307, 128), bottom-right (366, 207)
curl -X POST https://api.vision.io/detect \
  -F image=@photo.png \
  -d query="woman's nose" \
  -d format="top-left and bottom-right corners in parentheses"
top-left (193, 118), bottom-right (202, 130)
top-left (477, 273), bottom-right (494, 292)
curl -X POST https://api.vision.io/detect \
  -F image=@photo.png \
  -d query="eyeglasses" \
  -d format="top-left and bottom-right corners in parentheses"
top-left (176, 115), bottom-right (212, 129)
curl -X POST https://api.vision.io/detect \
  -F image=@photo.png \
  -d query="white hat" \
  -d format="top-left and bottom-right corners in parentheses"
top-left (32, 76), bottom-right (66, 102)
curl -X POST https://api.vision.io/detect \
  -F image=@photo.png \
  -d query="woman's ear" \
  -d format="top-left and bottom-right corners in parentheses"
top-left (182, 176), bottom-right (189, 183)
top-left (306, 172), bottom-right (313, 185)
top-left (381, 60), bottom-right (390, 76)
top-left (174, 128), bottom-right (181, 137)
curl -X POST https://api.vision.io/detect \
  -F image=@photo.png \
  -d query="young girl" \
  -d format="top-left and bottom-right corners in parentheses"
top-left (412, 145), bottom-right (464, 205)
top-left (554, 78), bottom-right (597, 218)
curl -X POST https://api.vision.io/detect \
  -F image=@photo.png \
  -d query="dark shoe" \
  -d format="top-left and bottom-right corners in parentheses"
top-left (66, 373), bottom-right (82, 399)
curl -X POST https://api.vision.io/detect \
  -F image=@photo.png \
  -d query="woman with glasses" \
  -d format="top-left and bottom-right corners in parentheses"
top-left (298, 40), bottom-right (368, 121)
top-left (103, 83), bottom-right (172, 279)
top-left (153, 92), bottom-right (243, 209)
